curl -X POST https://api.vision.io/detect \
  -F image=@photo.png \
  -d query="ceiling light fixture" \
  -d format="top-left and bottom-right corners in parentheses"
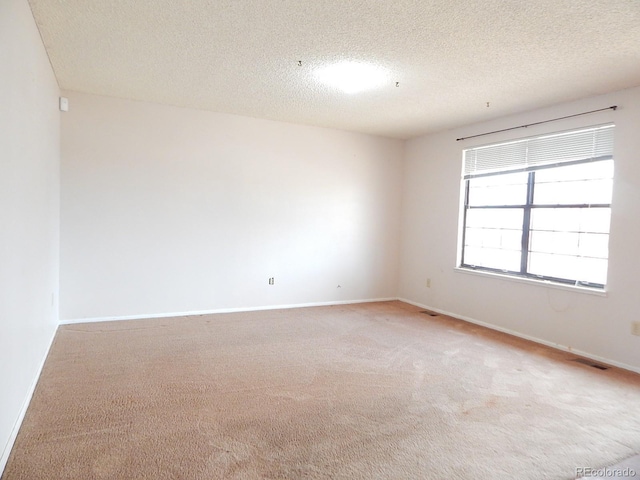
top-left (313, 61), bottom-right (390, 94)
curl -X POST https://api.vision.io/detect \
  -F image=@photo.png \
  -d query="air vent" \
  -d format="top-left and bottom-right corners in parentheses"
top-left (571, 358), bottom-right (609, 370)
top-left (420, 310), bottom-right (439, 317)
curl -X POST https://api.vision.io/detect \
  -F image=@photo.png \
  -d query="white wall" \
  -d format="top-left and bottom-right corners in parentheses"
top-left (60, 92), bottom-right (403, 321)
top-left (0, 0), bottom-right (60, 472)
top-left (399, 86), bottom-right (640, 372)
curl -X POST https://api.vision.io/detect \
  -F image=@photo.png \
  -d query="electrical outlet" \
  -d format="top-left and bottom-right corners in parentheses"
top-left (426, 278), bottom-right (431, 288)
top-left (632, 321), bottom-right (640, 336)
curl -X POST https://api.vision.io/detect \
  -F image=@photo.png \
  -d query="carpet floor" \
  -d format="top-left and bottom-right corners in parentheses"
top-left (3, 301), bottom-right (640, 479)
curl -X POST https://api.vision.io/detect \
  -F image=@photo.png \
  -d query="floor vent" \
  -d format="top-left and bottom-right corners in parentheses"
top-left (571, 358), bottom-right (609, 370)
top-left (420, 310), bottom-right (439, 317)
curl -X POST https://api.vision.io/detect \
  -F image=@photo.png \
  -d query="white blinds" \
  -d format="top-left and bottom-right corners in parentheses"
top-left (463, 124), bottom-right (614, 178)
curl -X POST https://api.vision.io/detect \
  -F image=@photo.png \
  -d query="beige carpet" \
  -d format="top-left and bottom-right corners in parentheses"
top-left (3, 301), bottom-right (640, 479)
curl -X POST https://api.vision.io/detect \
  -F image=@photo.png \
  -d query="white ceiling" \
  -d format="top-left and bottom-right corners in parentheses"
top-left (28, 0), bottom-right (640, 139)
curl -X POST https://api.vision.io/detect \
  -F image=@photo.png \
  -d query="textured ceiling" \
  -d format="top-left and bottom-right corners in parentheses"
top-left (28, 0), bottom-right (640, 139)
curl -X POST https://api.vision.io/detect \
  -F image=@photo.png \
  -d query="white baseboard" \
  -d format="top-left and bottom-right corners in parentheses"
top-left (0, 326), bottom-right (57, 476)
top-left (59, 297), bottom-right (398, 325)
top-left (398, 297), bottom-right (640, 376)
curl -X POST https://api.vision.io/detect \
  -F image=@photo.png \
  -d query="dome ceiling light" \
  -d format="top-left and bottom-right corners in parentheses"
top-left (313, 61), bottom-right (391, 94)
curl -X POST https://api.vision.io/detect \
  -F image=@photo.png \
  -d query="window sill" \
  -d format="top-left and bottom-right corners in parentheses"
top-left (453, 267), bottom-right (608, 297)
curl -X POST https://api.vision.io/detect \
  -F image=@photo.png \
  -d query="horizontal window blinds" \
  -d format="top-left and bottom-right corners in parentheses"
top-left (463, 124), bottom-right (614, 178)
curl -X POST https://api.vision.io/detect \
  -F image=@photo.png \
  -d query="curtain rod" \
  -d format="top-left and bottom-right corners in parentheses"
top-left (455, 105), bottom-right (617, 142)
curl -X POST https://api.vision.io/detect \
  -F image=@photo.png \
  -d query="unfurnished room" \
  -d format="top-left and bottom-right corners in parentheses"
top-left (2, 0), bottom-right (640, 479)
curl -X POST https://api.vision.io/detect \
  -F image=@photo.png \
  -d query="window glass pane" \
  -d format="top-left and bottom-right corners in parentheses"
top-left (528, 205), bottom-right (610, 284)
top-left (534, 179), bottom-right (612, 205)
top-left (577, 257), bottom-right (609, 285)
top-left (463, 208), bottom-right (523, 271)
top-left (464, 246), bottom-right (521, 271)
top-left (529, 230), bottom-right (609, 260)
top-left (578, 233), bottom-right (609, 259)
top-left (528, 252), bottom-right (578, 280)
top-left (465, 227), bottom-right (521, 250)
top-left (579, 208), bottom-right (611, 234)
top-left (530, 207), bottom-right (611, 233)
top-left (534, 160), bottom-right (613, 205)
top-left (529, 253), bottom-right (607, 285)
top-left (535, 159), bottom-right (613, 183)
top-left (465, 208), bottom-right (523, 230)
top-left (468, 172), bottom-right (528, 206)
top-left (501, 229), bottom-right (522, 250)
top-left (530, 208), bottom-right (580, 232)
top-left (529, 231), bottom-right (580, 256)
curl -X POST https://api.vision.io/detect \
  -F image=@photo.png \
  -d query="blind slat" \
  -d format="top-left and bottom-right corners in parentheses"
top-left (464, 124), bottom-right (614, 177)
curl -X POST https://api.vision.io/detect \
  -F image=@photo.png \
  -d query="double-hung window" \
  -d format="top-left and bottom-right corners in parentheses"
top-left (459, 124), bottom-right (614, 289)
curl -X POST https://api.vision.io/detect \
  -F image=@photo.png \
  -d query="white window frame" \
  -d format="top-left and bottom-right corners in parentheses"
top-left (457, 124), bottom-right (614, 290)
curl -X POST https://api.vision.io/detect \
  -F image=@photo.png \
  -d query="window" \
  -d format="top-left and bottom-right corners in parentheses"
top-left (459, 124), bottom-right (614, 289)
